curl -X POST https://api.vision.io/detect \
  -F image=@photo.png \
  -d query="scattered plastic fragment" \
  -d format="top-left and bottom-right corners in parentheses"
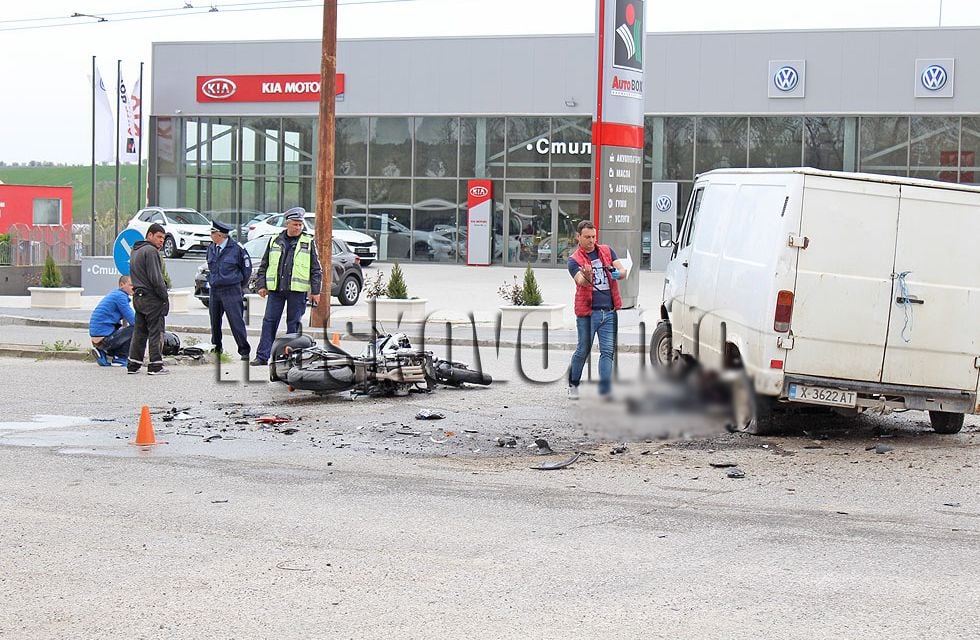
top-left (415, 410), bottom-right (445, 420)
top-left (531, 453), bottom-right (581, 471)
top-left (709, 461), bottom-right (738, 468)
top-left (610, 444), bottom-right (628, 455)
top-left (257, 416), bottom-right (291, 424)
top-left (534, 438), bottom-right (553, 455)
top-left (496, 437), bottom-right (517, 448)
top-left (279, 428), bottom-right (299, 435)
top-left (726, 468), bottom-right (746, 479)
top-left (203, 434), bottom-right (222, 442)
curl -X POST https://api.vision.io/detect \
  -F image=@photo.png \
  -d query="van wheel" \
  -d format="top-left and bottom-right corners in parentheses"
top-left (729, 370), bottom-right (777, 435)
top-left (651, 322), bottom-right (688, 379)
top-left (929, 411), bottom-right (964, 434)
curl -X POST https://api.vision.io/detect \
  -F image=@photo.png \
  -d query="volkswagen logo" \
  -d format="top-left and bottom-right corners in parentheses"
top-left (655, 195), bottom-right (673, 212)
top-left (773, 66), bottom-right (799, 92)
top-left (920, 64), bottom-right (948, 91)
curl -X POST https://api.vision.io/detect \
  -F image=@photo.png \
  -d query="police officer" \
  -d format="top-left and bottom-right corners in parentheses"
top-left (207, 220), bottom-right (252, 360)
top-left (250, 207), bottom-right (322, 366)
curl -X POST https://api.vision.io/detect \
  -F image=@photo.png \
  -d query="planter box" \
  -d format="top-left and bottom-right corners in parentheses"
top-left (244, 293), bottom-right (267, 325)
top-left (371, 297), bottom-right (428, 324)
top-left (28, 287), bottom-right (83, 309)
top-left (499, 303), bottom-right (566, 330)
top-left (168, 289), bottom-right (192, 314)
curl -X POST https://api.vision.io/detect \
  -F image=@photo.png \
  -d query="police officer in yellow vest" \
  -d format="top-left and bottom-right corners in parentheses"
top-left (250, 207), bottom-right (323, 366)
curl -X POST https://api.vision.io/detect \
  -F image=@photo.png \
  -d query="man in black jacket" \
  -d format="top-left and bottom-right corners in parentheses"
top-left (127, 223), bottom-right (171, 375)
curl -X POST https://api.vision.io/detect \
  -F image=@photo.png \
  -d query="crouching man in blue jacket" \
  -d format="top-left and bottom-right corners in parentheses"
top-left (89, 275), bottom-right (136, 366)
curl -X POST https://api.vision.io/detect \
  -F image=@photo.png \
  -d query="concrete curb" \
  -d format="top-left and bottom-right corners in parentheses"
top-left (0, 344), bottom-right (91, 361)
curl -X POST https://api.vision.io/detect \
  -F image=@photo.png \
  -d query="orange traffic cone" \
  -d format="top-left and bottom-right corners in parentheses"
top-left (331, 332), bottom-right (341, 347)
top-left (129, 405), bottom-right (164, 446)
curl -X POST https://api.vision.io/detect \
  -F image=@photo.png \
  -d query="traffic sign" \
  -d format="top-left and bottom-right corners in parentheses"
top-left (113, 229), bottom-right (145, 276)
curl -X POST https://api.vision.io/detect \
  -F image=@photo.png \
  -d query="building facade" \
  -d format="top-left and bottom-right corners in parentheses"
top-left (150, 28), bottom-right (980, 267)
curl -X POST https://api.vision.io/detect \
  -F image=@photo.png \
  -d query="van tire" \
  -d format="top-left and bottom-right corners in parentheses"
top-left (651, 322), bottom-right (674, 371)
top-left (729, 370), bottom-right (777, 435)
top-left (929, 411), bottom-right (964, 434)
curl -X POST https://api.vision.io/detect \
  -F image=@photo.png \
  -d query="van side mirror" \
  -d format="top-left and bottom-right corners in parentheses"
top-left (658, 222), bottom-right (675, 248)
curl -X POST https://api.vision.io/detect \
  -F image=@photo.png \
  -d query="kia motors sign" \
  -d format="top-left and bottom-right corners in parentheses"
top-left (197, 73), bottom-right (346, 103)
top-left (594, 0), bottom-right (645, 308)
top-left (466, 180), bottom-right (493, 266)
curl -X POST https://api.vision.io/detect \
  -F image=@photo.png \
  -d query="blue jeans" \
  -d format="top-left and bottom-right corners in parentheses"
top-left (568, 310), bottom-right (617, 395)
top-left (256, 291), bottom-right (308, 361)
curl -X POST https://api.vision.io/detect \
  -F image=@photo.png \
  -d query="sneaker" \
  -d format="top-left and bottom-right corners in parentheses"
top-left (147, 368), bottom-right (170, 376)
top-left (111, 357), bottom-right (129, 367)
top-left (249, 358), bottom-right (268, 366)
top-left (90, 347), bottom-right (110, 367)
top-left (567, 385), bottom-right (579, 400)
top-left (126, 368), bottom-right (141, 375)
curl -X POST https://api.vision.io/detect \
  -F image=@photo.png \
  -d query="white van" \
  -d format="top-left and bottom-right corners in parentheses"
top-left (654, 168), bottom-right (980, 435)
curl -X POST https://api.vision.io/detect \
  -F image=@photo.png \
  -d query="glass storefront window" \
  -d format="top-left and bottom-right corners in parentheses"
top-left (155, 117), bottom-right (178, 176)
top-left (460, 117), bottom-right (505, 178)
top-left (202, 117), bottom-right (237, 177)
top-left (860, 116), bottom-right (909, 176)
top-left (804, 116), bottom-right (857, 171)
top-left (506, 117), bottom-right (551, 180)
top-left (960, 117), bottom-right (980, 184)
top-left (369, 117), bottom-right (412, 177)
top-left (749, 117), bottom-right (802, 168)
top-left (910, 116), bottom-right (960, 182)
top-left (550, 117), bottom-right (593, 180)
top-left (414, 179), bottom-right (459, 263)
top-left (649, 116), bottom-right (695, 181)
top-left (415, 117), bottom-right (459, 178)
top-left (696, 117), bottom-right (748, 173)
top-left (336, 117), bottom-right (368, 177)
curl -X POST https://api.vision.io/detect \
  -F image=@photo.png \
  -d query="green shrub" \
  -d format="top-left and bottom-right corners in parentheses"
top-left (521, 263), bottom-right (543, 306)
top-left (386, 262), bottom-right (408, 299)
top-left (41, 254), bottom-right (63, 288)
top-left (161, 256), bottom-right (172, 290)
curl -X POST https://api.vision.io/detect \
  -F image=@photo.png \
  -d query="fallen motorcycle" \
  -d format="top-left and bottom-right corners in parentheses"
top-left (268, 330), bottom-right (492, 397)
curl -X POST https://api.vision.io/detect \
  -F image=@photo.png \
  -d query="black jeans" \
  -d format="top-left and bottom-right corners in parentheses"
top-left (100, 325), bottom-right (133, 358)
top-left (128, 292), bottom-right (168, 372)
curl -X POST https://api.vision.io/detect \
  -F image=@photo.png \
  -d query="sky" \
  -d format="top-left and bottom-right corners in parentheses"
top-left (1, 0), bottom-right (978, 164)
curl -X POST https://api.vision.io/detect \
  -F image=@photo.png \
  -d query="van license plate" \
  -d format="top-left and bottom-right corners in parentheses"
top-left (788, 384), bottom-right (856, 408)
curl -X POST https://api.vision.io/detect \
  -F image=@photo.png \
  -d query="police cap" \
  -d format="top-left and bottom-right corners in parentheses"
top-left (211, 220), bottom-right (234, 235)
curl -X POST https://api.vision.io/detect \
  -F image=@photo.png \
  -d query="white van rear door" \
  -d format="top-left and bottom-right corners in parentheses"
top-left (880, 186), bottom-right (980, 391)
top-left (787, 177), bottom-right (900, 382)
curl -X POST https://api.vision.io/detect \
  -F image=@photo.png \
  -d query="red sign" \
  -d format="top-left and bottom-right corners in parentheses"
top-left (196, 73), bottom-right (346, 103)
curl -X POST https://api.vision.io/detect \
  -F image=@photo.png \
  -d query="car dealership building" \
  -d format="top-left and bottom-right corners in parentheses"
top-left (149, 27), bottom-right (980, 268)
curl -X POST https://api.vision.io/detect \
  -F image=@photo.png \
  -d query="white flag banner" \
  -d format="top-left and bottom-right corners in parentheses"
top-left (131, 77), bottom-right (142, 140)
top-left (89, 67), bottom-right (115, 163)
top-left (118, 74), bottom-right (139, 163)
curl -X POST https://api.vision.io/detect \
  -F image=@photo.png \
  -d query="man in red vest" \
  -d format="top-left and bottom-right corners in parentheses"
top-left (567, 220), bottom-right (626, 400)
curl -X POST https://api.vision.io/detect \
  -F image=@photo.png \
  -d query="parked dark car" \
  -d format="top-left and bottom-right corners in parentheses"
top-left (194, 236), bottom-right (363, 306)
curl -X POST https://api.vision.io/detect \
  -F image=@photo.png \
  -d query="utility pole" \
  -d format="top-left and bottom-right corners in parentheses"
top-left (311, 0), bottom-right (337, 334)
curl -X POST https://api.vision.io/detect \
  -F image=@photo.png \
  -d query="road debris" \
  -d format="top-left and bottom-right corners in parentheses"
top-left (276, 560), bottom-right (312, 572)
top-left (709, 461), bottom-right (738, 468)
top-left (610, 444), bottom-right (628, 455)
top-left (203, 434), bottom-right (222, 442)
top-left (943, 502), bottom-right (962, 508)
top-left (211, 499), bottom-right (228, 504)
top-left (496, 437), bottom-right (517, 448)
top-left (866, 444), bottom-right (894, 454)
top-left (531, 453), bottom-right (581, 471)
top-left (415, 410), bottom-right (445, 420)
top-left (533, 438), bottom-right (553, 455)
top-left (279, 428), bottom-right (299, 435)
top-left (726, 468), bottom-right (746, 479)
top-left (257, 416), bottom-right (291, 425)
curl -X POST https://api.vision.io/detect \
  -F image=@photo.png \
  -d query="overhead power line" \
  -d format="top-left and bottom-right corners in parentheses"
top-left (0, 0), bottom-right (416, 32)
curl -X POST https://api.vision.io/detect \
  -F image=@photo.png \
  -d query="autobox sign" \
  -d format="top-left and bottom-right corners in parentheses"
top-left (197, 73), bottom-right (346, 102)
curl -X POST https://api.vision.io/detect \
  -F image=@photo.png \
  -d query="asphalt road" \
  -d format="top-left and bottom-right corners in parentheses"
top-left (1, 357), bottom-right (978, 639)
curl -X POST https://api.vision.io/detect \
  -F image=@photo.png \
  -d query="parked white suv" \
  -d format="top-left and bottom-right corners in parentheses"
top-left (126, 207), bottom-right (212, 258)
top-left (247, 213), bottom-right (378, 266)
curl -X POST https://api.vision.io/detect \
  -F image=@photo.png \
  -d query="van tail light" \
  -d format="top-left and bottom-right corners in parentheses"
top-left (774, 290), bottom-right (794, 333)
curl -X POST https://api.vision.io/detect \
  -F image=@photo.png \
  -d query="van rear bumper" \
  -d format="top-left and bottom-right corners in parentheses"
top-left (780, 374), bottom-right (976, 414)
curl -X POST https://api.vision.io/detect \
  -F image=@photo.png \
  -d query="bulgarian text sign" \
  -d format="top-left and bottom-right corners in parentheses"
top-left (197, 73), bottom-right (346, 103)
top-left (466, 180), bottom-right (493, 266)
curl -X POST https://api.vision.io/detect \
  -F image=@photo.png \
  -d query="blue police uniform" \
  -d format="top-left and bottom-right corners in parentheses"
top-left (207, 221), bottom-right (252, 358)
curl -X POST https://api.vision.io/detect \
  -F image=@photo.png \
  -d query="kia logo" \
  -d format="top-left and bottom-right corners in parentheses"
top-left (469, 186), bottom-right (489, 198)
top-left (655, 195), bottom-right (672, 212)
top-left (201, 78), bottom-right (237, 99)
top-left (920, 64), bottom-right (948, 91)
top-left (773, 66), bottom-right (799, 92)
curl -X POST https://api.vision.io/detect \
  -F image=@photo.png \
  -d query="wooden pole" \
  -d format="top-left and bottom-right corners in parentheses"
top-left (311, 0), bottom-right (337, 334)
